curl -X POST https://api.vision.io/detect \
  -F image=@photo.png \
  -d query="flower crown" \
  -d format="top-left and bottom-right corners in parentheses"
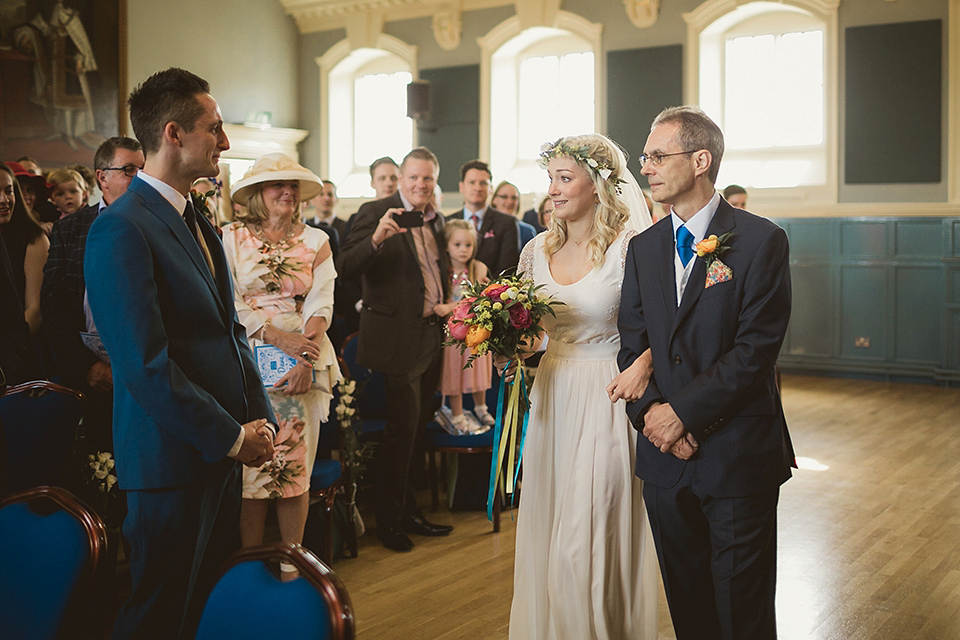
top-left (537, 139), bottom-right (626, 190)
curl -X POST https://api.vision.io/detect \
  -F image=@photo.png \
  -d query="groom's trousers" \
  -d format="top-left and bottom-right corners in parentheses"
top-left (644, 467), bottom-right (780, 640)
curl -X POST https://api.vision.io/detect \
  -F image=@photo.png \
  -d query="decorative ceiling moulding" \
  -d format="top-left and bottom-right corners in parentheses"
top-left (514, 0), bottom-right (561, 29)
top-left (433, 2), bottom-right (463, 50)
top-left (281, 0), bottom-right (516, 34)
top-left (345, 10), bottom-right (385, 48)
top-left (625, 0), bottom-right (660, 28)
top-left (683, 0), bottom-right (840, 29)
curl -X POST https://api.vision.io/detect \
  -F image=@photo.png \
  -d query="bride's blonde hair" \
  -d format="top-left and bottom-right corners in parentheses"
top-left (539, 134), bottom-right (629, 266)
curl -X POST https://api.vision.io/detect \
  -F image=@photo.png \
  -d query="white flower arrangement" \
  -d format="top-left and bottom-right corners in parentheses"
top-left (87, 451), bottom-right (118, 493)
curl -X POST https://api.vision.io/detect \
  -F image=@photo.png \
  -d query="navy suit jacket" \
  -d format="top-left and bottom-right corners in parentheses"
top-left (618, 199), bottom-right (794, 498)
top-left (84, 177), bottom-right (274, 490)
top-left (446, 207), bottom-right (519, 277)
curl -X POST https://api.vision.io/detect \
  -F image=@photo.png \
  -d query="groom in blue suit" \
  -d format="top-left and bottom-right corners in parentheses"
top-left (85, 68), bottom-right (276, 640)
top-left (619, 106), bottom-right (794, 640)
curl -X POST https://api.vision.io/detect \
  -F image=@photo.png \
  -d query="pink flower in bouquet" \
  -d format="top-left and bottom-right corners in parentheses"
top-left (482, 283), bottom-right (509, 300)
top-left (508, 303), bottom-right (532, 329)
top-left (447, 316), bottom-right (469, 341)
top-left (452, 298), bottom-right (475, 322)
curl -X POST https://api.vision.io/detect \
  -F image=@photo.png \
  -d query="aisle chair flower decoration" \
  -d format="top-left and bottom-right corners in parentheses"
top-left (444, 273), bottom-right (563, 520)
top-left (335, 379), bottom-right (376, 536)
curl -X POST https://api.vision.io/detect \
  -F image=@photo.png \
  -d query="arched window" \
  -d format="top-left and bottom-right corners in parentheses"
top-left (480, 14), bottom-right (602, 194)
top-left (687, 0), bottom-right (839, 203)
top-left (318, 37), bottom-right (416, 198)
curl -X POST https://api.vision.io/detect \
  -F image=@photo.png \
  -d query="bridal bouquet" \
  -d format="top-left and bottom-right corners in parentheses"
top-left (445, 274), bottom-right (562, 519)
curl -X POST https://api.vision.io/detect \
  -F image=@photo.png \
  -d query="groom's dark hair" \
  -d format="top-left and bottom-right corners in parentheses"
top-left (652, 106), bottom-right (725, 184)
top-left (128, 68), bottom-right (211, 156)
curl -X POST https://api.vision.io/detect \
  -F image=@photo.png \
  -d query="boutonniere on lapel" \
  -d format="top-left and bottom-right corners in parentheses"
top-left (190, 188), bottom-right (215, 222)
top-left (695, 232), bottom-right (734, 288)
top-left (484, 230), bottom-right (496, 239)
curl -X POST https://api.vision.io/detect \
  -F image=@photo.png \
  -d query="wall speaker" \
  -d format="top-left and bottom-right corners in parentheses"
top-left (407, 80), bottom-right (431, 121)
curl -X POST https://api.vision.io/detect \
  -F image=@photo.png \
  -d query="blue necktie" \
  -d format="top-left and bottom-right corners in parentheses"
top-left (677, 225), bottom-right (694, 267)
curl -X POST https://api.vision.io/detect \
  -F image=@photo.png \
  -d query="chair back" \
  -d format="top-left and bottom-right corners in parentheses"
top-left (0, 381), bottom-right (84, 493)
top-left (195, 542), bottom-right (355, 640)
top-left (0, 486), bottom-right (108, 640)
top-left (340, 333), bottom-right (388, 419)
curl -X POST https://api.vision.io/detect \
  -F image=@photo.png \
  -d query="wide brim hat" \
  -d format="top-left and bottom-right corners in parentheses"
top-left (4, 161), bottom-right (51, 202)
top-left (230, 153), bottom-right (323, 206)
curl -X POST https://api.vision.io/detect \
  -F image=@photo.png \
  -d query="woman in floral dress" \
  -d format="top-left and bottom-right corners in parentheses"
top-left (223, 154), bottom-right (341, 569)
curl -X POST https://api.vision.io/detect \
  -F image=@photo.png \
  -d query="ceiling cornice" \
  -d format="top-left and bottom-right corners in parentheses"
top-left (280, 0), bottom-right (511, 33)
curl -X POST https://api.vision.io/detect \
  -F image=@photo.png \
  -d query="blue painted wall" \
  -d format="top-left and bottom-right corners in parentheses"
top-left (778, 217), bottom-right (959, 385)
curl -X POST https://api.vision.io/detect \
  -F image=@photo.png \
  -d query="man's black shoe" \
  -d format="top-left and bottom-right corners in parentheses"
top-left (401, 513), bottom-right (454, 536)
top-left (377, 525), bottom-right (414, 552)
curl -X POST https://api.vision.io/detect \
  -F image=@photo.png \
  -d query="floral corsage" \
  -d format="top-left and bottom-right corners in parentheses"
top-left (695, 232), bottom-right (734, 288)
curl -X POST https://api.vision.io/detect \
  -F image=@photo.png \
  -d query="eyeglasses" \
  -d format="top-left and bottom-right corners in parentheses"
top-left (637, 150), bottom-right (699, 168)
top-left (102, 165), bottom-right (142, 177)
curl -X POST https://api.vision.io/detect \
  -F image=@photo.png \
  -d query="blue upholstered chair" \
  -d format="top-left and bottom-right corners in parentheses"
top-left (0, 381), bottom-right (84, 493)
top-left (195, 542), bottom-right (355, 640)
top-left (0, 486), bottom-right (108, 640)
top-left (425, 368), bottom-right (505, 532)
top-left (339, 333), bottom-right (388, 431)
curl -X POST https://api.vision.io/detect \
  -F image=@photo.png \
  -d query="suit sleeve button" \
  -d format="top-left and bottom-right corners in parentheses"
top-left (674, 356), bottom-right (682, 365)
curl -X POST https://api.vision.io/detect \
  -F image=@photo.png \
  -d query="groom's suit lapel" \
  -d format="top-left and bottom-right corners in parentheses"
top-left (669, 201), bottom-right (737, 342)
top-left (657, 222), bottom-right (678, 322)
top-left (132, 179), bottom-right (228, 319)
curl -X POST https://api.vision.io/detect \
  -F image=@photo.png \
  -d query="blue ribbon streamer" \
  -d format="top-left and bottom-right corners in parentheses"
top-left (486, 366), bottom-right (529, 522)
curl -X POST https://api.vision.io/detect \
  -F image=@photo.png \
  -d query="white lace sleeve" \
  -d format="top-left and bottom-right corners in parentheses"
top-left (618, 229), bottom-right (639, 296)
top-left (518, 236), bottom-right (536, 278)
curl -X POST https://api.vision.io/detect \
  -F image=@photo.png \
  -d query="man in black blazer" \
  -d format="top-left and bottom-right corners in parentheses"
top-left (41, 136), bottom-right (143, 450)
top-left (618, 106), bottom-right (794, 640)
top-left (446, 160), bottom-right (519, 277)
top-left (338, 146), bottom-right (454, 552)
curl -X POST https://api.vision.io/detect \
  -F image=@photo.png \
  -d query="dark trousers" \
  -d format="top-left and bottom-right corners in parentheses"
top-left (375, 321), bottom-right (442, 528)
top-left (111, 461), bottom-right (241, 640)
top-left (644, 472), bottom-right (780, 640)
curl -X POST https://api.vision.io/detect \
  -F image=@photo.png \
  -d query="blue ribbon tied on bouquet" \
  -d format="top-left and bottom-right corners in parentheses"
top-left (487, 361), bottom-right (530, 521)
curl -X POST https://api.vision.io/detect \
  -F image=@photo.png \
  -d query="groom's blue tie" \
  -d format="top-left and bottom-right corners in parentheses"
top-left (677, 225), bottom-right (694, 267)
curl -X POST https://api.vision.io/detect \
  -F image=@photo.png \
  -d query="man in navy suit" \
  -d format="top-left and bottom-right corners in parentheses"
top-left (85, 68), bottom-right (276, 640)
top-left (618, 106), bottom-right (794, 640)
top-left (446, 160), bottom-right (519, 277)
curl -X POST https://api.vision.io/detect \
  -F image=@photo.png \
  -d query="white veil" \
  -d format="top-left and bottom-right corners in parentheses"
top-left (605, 134), bottom-right (653, 234)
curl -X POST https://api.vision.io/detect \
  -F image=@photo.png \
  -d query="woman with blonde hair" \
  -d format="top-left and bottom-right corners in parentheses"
top-left (222, 153), bottom-right (342, 576)
top-left (507, 134), bottom-right (658, 639)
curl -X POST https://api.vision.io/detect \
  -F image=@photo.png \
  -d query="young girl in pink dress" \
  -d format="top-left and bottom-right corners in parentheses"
top-left (436, 219), bottom-right (494, 433)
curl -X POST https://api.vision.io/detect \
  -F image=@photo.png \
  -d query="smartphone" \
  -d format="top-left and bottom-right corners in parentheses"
top-left (393, 210), bottom-right (424, 228)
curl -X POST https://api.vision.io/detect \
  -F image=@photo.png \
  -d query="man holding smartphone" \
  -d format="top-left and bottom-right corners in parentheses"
top-left (338, 146), bottom-right (453, 552)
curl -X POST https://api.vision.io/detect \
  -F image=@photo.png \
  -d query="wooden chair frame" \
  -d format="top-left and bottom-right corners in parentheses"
top-left (211, 542), bottom-right (355, 640)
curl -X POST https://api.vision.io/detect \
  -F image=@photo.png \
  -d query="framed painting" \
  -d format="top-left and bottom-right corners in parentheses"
top-left (0, 0), bottom-right (126, 167)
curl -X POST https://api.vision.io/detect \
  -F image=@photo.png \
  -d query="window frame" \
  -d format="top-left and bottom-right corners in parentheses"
top-left (684, 0), bottom-right (840, 205)
top-left (317, 35), bottom-right (418, 198)
top-left (479, 12), bottom-right (602, 196)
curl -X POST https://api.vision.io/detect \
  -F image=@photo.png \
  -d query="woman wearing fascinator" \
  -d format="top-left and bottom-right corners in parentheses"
top-left (506, 134), bottom-right (659, 639)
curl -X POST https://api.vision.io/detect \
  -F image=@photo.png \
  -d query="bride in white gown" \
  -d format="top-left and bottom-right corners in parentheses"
top-left (508, 134), bottom-right (658, 639)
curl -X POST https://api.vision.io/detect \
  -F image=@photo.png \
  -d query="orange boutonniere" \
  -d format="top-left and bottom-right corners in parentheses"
top-left (695, 232), bottom-right (734, 289)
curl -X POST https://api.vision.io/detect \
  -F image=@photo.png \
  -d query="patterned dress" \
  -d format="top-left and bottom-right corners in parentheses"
top-left (222, 221), bottom-right (342, 499)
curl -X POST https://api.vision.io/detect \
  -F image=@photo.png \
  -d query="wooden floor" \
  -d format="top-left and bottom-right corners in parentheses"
top-left (332, 375), bottom-right (960, 639)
